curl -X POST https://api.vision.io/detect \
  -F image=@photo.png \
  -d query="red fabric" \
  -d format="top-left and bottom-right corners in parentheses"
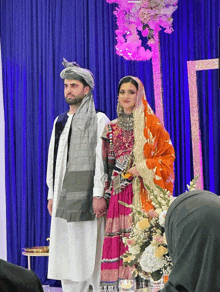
top-left (101, 184), bottom-right (133, 284)
top-left (101, 122), bottom-right (134, 286)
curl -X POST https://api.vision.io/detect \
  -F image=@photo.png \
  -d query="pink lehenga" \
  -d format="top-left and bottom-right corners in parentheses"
top-left (100, 120), bottom-right (135, 291)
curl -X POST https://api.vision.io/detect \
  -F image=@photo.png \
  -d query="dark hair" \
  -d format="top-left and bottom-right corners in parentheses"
top-left (73, 75), bottom-right (90, 88)
top-left (117, 77), bottom-right (138, 95)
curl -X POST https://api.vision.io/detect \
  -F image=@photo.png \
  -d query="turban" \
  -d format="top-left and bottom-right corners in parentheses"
top-left (60, 58), bottom-right (95, 89)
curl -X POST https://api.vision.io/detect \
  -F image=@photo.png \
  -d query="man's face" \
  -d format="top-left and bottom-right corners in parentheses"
top-left (64, 79), bottom-right (90, 105)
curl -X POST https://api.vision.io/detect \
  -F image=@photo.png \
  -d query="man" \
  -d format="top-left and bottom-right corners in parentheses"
top-left (46, 59), bottom-right (109, 292)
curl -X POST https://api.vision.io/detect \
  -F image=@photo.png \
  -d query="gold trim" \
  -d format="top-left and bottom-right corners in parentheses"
top-left (133, 106), bottom-right (159, 205)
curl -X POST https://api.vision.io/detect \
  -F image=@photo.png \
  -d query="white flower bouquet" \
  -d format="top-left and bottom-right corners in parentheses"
top-left (119, 175), bottom-right (199, 281)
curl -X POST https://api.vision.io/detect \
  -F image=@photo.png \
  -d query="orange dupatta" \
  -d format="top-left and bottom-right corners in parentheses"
top-left (132, 77), bottom-right (175, 212)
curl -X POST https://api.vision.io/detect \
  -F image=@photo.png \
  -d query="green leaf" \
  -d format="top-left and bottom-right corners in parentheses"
top-left (137, 210), bottom-right (144, 216)
top-left (155, 184), bottom-right (167, 194)
top-left (125, 252), bottom-right (133, 256)
top-left (129, 260), bottom-right (137, 266)
top-left (132, 270), bottom-right (138, 277)
top-left (143, 23), bottom-right (149, 30)
top-left (136, 265), bottom-right (143, 272)
top-left (122, 254), bottom-right (129, 258)
top-left (151, 269), bottom-right (163, 281)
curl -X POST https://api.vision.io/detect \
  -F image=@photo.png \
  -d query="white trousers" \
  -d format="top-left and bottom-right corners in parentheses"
top-left (61, 218), bottom-right (104, 292)
top-left (61, 279), bottom-right (91, 292)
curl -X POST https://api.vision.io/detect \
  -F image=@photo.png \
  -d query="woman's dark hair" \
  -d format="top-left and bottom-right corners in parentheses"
top-left (117, 77), bottom-right (138, 95)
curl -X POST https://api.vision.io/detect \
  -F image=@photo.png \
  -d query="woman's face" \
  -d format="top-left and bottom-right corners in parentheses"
top-left (118, 82), bottom-right (138, 114)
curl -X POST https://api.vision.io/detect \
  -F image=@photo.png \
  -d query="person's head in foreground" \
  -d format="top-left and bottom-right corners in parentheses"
top-left (0, 259), bottom-right (44, 292)
top-left (160, 190), bottom-right (220, 292)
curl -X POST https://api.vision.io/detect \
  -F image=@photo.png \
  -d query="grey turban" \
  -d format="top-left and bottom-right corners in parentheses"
top-left (60, 58), bottom-right (95, 89)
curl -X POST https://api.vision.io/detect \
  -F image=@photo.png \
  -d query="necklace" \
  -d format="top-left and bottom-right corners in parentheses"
top-left (117, 112), bottom-right (134, 131)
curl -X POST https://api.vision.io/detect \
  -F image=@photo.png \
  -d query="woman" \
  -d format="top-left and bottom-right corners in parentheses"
top-left (100, 76), bottom-right (175, 291)
top-left (160, 190), bottom-right (220, 292)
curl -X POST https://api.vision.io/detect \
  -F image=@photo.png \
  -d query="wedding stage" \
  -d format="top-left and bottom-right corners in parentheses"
top-left (43, 287), bottom-right (62, 292)
top-left (0, 0), bottom-right (219, 289)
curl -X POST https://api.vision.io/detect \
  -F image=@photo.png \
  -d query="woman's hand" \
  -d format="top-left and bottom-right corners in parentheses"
top-left (127, 166), bottom-right (140, 177)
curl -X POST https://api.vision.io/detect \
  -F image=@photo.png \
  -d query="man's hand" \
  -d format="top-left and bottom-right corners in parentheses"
top-left (127, 166), bottom-right (140, 177)
top-left (47, 199), bottom-right (53, 216)
top-left (93, 197), bottom-right (107, 218)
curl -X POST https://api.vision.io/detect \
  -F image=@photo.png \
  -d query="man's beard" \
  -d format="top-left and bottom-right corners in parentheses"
top-left (65, 94), bottom-right (84, 105)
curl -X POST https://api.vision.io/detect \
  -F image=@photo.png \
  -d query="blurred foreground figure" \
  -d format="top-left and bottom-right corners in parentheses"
top-left (0, 259), bottom-right (43, 292)
top-left (160, 190), bottom-right (220, 292)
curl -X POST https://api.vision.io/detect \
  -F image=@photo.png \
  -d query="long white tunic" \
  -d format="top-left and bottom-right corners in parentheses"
top-left (47, 112), bottom-right (109, 281)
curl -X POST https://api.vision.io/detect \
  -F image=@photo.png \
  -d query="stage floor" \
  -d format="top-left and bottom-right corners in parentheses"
top-left (43, 287), bottom-right (94, 292)
top-left (43, 287), bottom-right (93, 291)
top-left (43, 287), bottom-right (62, 292)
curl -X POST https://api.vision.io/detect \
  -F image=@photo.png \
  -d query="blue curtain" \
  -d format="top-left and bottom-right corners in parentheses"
top-left (1, 0), bottom-right (219, 285)
top-left (160, 0), bottom-right (220, 195)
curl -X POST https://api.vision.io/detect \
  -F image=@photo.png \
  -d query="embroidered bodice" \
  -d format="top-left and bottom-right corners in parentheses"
top-left (111, 121), bottom-right (134, 160)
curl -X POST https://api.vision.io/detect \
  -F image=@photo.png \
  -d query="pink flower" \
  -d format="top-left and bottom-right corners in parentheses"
top-left (154, 236), bottom-right (164, 244)
top-left (145, 49), bottom-right (153, 60)
top-left (148, 20), bottom-right (156, 29)
top-left (116, 29), bottom-right (124, 36)
top-left (108, 0), bottom-right (177, 61)
top-left (129, 23), bottom-right (138, 34)
top-left (142, 0), bottom-right (151, 8)
top-left (116, 36), bottom-right (125, 44)
top-left (138, 8), bottom-right (151, 24)
top-left (161, 6), bottom-right (177, 15)
top-left (160, 15), bottom-right (169, 22)
top-left (164, 27), bottom-right (173, 34)
top-left (127, 238), bottom-right (136, 246)
top-left (148, 209), bottom-right (159, 218)
top-left (128, 42), bottom-right (139, 53)
top-left (164, 0), bottom-right (178, 4)
top-left (120, 2), bottom-right (133, 10)
top-left (148, 38), bottom-right (156, 44)
top-left (138, 47), bottom-right (147, 60)
top-left (154, 23), bottom-right (161, 32)
top-left (142, 28), bottom-right (149, 37)
top-left (137, 24), bottom-right (143, 31)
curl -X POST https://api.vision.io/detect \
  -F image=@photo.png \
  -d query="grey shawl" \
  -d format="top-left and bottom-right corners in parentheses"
top-left (55, 92), bottom-right (97, 222)
top-left (160, 190), bottom-right (220, 292)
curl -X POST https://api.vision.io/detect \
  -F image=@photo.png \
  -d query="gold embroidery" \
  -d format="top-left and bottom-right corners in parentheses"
top-left (133, 106), bottom-right (159, 202)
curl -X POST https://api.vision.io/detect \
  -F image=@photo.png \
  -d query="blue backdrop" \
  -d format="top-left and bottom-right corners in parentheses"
top-left (1, 0), bottom-right (219, 285)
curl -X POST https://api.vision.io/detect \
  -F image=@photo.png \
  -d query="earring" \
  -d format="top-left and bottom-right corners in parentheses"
top-left (117, 101), bottom-right (124, 118)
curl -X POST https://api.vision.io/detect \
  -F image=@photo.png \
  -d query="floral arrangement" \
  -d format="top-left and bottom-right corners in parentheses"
top-left (119, 175), bottom-right (199, 281)
top-left (107, 0), bottom-right (178, 61)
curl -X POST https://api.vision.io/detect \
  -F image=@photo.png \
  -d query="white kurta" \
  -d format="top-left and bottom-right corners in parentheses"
top-left (47, 112), bottom-right (109, 282)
